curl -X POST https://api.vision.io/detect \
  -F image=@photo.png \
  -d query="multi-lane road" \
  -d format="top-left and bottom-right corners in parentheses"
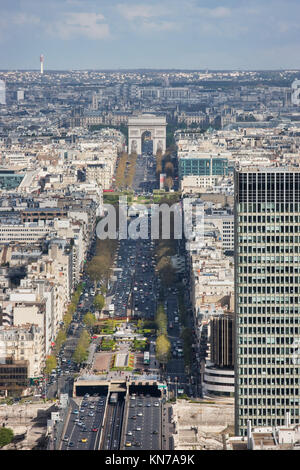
top-left (111, 236), bottom-right (157, 322)
top-left (101, 395), bottom-right (125, 450)
top-left (164, 292), bottom-right (188, 396)
top-left (59, 392), bottom-right (164, 451)
top-left (60, 395), bottom-right (107, 450)
top-left (55, 149), bottom-right (189, 451)
top-left (132, 154), bottom-right (156, 194)
top-left (122, 395), bottom-right (161, 450)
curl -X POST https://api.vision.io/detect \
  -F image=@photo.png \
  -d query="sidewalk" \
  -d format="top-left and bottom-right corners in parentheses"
top-left (162, 401), bottom-right (175, 450)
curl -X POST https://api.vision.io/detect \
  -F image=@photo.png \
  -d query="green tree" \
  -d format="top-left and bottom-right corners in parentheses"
top-left (155, 304), bottom-right (168, 336)
top-left (100, 286), bottom-right (107, 295)
top-left (63, 313), bottom-right (72, 328)
top-left (0, 428), bottom-right (14, 448)
top-left (44, 355), bottom-right (57, 375)
top-left (87, 239), bottom-right (117, 285)
top-left (83, 312), bottom-right (96, 328)
top-left (73, 344), bottom-right (88, 364)
top-left (55, 330), bottom-right (67, 351)
top-left (156, 335), bottom-right (171, 364)
top-left (73, 329), bottom-right (90, 364)
top-left (67, 303), bottom-right (76, 316)
top-left (157, 256), bottom-right (176, 288)
top-left (78, 330), bottom-right (90, 349)
top-left (94, 294), bottom-right (105, 311)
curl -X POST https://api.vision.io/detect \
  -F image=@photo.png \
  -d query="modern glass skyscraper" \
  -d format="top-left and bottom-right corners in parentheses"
top-left (235, 167), bottom-right (300, 436)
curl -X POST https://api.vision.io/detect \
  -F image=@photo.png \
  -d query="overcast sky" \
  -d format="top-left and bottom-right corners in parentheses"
top-left (1, 0), bottom-right (300, 70)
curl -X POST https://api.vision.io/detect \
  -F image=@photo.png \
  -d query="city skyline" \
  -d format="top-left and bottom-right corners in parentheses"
top-left (1, 1), bottom-right (300, 452)
top-left (1, 0), bottom-right (300, 70)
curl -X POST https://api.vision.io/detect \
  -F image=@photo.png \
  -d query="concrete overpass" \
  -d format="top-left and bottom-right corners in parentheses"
top-left (73, 375), bottom-right (166, 398)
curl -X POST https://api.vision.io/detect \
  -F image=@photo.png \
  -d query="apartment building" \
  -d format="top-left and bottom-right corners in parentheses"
top-left (0, 222), bottom-right (54, 243)
top-left (0, 324), bottom-right (44, 379)
top-left (0, 357), bottom-right (29, 397)
top-left (206, 213), bottom-right (235, 251)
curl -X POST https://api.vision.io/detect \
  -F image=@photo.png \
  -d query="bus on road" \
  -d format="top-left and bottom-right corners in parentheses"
top-left (144, 351), bottom-right (150, 365)
top-left (110, 392), bottom-right (118, 404)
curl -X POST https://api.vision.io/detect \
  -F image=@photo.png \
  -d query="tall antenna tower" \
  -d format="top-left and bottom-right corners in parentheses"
top-left (40, 54), bottom-right (44, 74)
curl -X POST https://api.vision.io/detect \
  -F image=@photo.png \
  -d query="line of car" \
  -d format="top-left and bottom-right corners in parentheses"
top-left (62, 394), bottom-right (106, 449)
top-left (124, 395), bottom-right (161, 449)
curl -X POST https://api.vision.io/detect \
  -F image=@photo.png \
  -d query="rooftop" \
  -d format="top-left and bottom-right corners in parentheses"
top-left (236, 165), bottom-right (300, 173)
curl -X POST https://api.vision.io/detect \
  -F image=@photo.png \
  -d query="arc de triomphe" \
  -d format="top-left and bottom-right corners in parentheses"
top-left (128, 114), bottom-right (167, 155)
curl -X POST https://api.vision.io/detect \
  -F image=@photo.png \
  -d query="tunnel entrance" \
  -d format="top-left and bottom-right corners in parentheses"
top-left (75, 384), bottom-right (109, 397)
top-left (129, 384), bottom-right (162, 397)
top-left (109, 391), bottom-right (126, 403)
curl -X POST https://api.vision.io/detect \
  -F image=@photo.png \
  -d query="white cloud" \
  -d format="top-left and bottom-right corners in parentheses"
top-left (209, 7), bottom-right (231, 18)
top-left (0, 11), bottom-right (40, 42)
top-left (196, 6), bottom-right (232, 19)
top-left (65, 0), bottom-right (84, 5)
top-left (48, 12), bottom-right (110, 40)
top-left (116, 3), bottom-right (167, 20)
top-left (116, 2), bottom-right (180, 34)
top-left (13, 13), bottom-right (40, 25)
top-left (115, 2), bottom-right (232, 36)
top-left (139, 20), bottom-right (180, 32)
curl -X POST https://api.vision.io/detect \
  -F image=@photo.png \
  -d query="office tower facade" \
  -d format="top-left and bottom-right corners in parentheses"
top-left (91, 93), bottom-right (98, 110)
top-left (203, 313), bottom-right (235, 397)
top-left (235, 167), bottom-right (300, 436)
top-left (211, 313), bottom-right (235, 368)
top-left (0, 80), bottom-right (6, 105)
top-left (17, 90), bottom-right (24, 101)
top-left (291, 79), bottom-right (300, 106)
top-left (178, 156), bottom-right (228, 180)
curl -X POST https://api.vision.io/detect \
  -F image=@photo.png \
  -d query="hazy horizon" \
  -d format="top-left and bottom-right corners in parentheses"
top-left (1, 68), bottom-right (300, 72)
top-left (1, 0), bottom-right (300, 70)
